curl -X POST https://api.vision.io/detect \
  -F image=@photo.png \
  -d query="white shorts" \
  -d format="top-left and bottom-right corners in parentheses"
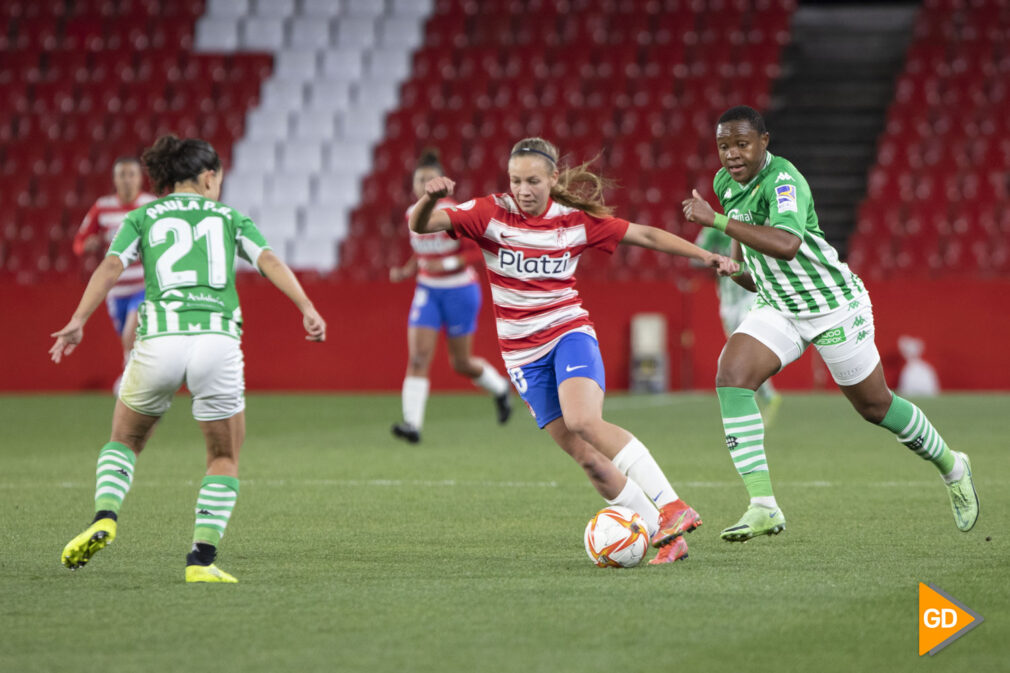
top-left (119, 334), bottom-right (246, 421)
top-left (734, 293), bottom-right (880, 386)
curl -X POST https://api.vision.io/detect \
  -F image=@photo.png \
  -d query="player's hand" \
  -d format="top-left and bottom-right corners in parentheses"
top-left (49, 317), bottom-right (85, 363)
top-left (682, 189), bottom-right (716, 227)
top-left (82, 236), bottom-right (101, 253)
top-left (389, 266), bottom-right (409, 282)
top-left (424, 176), bottom-right (455, 200)
top-left (303, 307), bottom-right (326, 342)
top-left (703, 253), bottom-right (740, 277)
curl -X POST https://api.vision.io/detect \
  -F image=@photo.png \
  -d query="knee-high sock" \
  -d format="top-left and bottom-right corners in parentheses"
top-left (611, 436), bottom-right (678, 508)
top-left (878, 394), bottom-right (960, 481)
top-left (605, 478), bottom-right (660, 537)
top-left (717, 387), bottom-right (776, 505)
top-left (193, 476), bottom-right (239, 546)
top-left (472, 362), bottom-right (509, 396)
top-left (402, 376), bottom-right (429, 430)
top-left (94, 441), bottom-right (136, 516)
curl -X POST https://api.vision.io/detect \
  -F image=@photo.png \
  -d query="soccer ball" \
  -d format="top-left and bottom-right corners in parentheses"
top-left (584, 506), bottom-right (650, 568)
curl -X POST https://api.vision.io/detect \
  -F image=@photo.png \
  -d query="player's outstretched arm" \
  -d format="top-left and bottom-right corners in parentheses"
top-left (49, 255), bottom-right (125, 363)
top-left (682, 189), bottom-right (801, 260)
top-left (621, 223), bottom-right (739, 276)
top-left (257, 250), bottom-right (327, 342)
top-left (408, 177), bottom-right (455, 234)
top-left (390, 255), bottom-right (418, 282)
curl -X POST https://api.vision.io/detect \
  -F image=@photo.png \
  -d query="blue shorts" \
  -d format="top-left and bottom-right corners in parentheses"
top-left (507, 332), bottom-right (607, 429)
top-left (106, 289), bottom-right (145, 336)
top-left (408, 282), bottom-right (481, 337)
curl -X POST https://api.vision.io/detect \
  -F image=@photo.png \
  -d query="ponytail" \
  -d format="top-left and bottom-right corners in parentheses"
top-left (141, 135), bottom-right (221, 194)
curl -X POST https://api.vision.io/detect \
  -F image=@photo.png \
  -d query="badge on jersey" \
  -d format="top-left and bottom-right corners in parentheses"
top-left (775, 184), bottom-right (798, 213)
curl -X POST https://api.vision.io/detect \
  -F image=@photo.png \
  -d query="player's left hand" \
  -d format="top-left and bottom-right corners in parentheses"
top-left (49, 318), bottom-right (85, 363)
top-left (682, 189), bottom-right (716, 227)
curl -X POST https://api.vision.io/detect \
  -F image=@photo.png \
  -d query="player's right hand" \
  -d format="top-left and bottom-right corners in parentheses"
top-left (424, 176), bottom-right (455, 200)
top-left (389, 266), bottom-right (408, 282)
top-left (303, 307), bottom-right (326, 342)
top-left (49, 318), bottom-right (84, 363)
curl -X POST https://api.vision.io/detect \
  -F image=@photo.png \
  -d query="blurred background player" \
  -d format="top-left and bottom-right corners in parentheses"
top-left (694, 225), bottom-right (782, 424)
top-left (72, 157), bottom-right (157, 392)
top-left (683, 105), bottom-right (978, 542)
top-left (389, 149), bottom-right (511, 443)
top-left (411, 137), bottom-right (737, 565)
top-left (52, 136), bottom-right (327, 583)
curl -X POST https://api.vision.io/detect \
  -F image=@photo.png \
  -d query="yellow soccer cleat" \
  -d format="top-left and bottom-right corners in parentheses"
top-left (62, 518), bottom-right (117, 570)
top-left (186, 564), bottom-right (238, 583)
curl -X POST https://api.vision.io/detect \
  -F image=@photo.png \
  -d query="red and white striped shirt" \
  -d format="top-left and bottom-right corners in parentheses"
top-left (406, 198), bottom-right (481, 288)
top-left (73, 192), bottom-right (156, 297)
top-left (446, 193), bottom-right (629, 368)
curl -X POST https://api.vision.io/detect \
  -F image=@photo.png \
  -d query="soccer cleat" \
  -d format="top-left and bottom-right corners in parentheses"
top-left (185, 564), bottom-right (238, 583)
top-left (947, 452), bottom-right (979, 532)
top-left (647, 535), bottom-right (689, 565)
top-left (62, 518), bottom-right (117, 570)
top-left (720, 504), bottom-right (786, 542)
top-left (651, 501), bottom-right (703, 548)
top-left (494, 392), bottom-right (513, 425)
top-left (391, 422), bottom-right (420, 444)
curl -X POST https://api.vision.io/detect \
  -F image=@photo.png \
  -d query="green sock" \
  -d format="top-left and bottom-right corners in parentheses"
top-left (878, 394), bottom-right (956, 474)
top-left (94, 441), bottom-right (136, 515)
top-left (193, 476), bottom-right (239, 546)
top-left (717, 387), bottom-right (774, 499)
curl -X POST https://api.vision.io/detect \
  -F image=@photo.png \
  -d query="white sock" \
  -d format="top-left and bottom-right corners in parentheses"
top-left (942, 453), bottom-right (965, 484)
top-left (605, 477), bottom-right (660, 537)
top-left (472, 361), bottom-right (509, 396)
top-left (402, 376), bottom-right (429, 430)
top-left (611, 437), bottom-right (678, 508)
top-left (750, 496), bottom-right (778, 509)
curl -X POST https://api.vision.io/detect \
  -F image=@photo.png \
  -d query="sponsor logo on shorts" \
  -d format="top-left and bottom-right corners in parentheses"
top-left (814, 327), bottom-right (846, 346)
top-left (775, 184), bottom-right (798, 213)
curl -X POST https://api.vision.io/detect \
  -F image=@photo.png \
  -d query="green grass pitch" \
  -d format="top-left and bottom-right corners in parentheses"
top-left (1, 392), bottom-right (1006, 672)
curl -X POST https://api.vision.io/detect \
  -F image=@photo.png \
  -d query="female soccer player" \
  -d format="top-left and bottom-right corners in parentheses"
top-left (51, 135), bottom-right (327, 582)
top-left (410, 137), bottom-right (737, 565)
top-left (73, 157), bottom-right (157, 392)
top-left (682, 105), bottom-right (979, 542)
top-left (389, 149), bottom-right (511, 443)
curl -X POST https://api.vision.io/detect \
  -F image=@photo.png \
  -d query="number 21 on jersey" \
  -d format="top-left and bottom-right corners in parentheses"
top-left (149, 216), bottom-right (227, 291)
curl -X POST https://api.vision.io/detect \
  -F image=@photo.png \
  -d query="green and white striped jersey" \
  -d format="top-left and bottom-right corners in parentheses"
top-left (694, 226), bottom-right (753, 310)
top-left (714, 152), bottom-right (865, 316)
top-left (107, 192), bottom-right (271, 340)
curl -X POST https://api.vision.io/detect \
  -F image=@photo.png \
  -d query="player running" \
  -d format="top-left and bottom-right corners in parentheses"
top-left (389, 149), bottom-right (511, 443)
top-left (410, 137), bottom-right (737, 565)
top-left (73, 157), bottom-right (156, 392)
top-left (694, 225), bottom-right (782, 424)
top-left (51, 135), bottom-right (327, 582)
top-left (683, 105), bottom-right (979, 542)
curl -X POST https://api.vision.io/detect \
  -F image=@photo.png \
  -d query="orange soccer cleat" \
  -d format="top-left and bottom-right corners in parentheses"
top-left (651, 500), bottom-right (703, 548)
top-left (648, 535), bottom-right (689, 565)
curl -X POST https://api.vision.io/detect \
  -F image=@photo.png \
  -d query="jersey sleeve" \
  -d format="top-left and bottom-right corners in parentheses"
top-left (72, 203), bottom-right (100, 256)
top-left (763, 168), bottom-right (809, 238)
top-left (444, 196), bottom-right (495, 241)
top-left (234, 211), bottom-right (272, 272)
top-left (106, 210), bottom-right (142, 268)
top-left (585, 215), bottom-right (630, 254)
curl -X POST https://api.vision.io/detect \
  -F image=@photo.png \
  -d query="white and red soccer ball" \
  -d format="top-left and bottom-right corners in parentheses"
top-left (584, 506), bottom-right (650, 568)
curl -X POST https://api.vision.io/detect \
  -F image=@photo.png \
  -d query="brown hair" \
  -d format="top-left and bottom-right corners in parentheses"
top-left (415, 147), bottom-right (444, 175)
top-left (509, 137), bottom-right (614, 218)
top-left (141, 135), bottom-right (221, 194)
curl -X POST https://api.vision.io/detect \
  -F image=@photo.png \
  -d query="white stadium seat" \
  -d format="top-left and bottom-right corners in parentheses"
top-left (377, 17), bottom-right (423, 50)
top-left (245, 108), bottom-right (291, 140)
top-left (288, 17), bottom-right (333, 50)
top-left (300, 0), bottom-right (342, 19)
top-left (241, 17), bottom-right (286, 50)
top-left (259, 79), bottom-right (307, 113)
top-left (366, 49), bottom-right (410, 80)
top-left (389, 0), bottom-right (434, 17)
top-left (274, 49), bottom-right (319, 81)
top-left (289, 236), bottom-right (339, 271)
top-left (194, 17), bottom-right (240, 51)
top-left (252, 0), bottom-right (295, 18)
top-left (255, 204), bottom-right (301, 240)
top-left (344, 0), bottom-right (385, 18)
top-left (301, 204), bottom-right (351, 240)
top-left (319, 50), bottom-right (363, 80)
top-left (279, 140), bottom-right (325, 173)
top-left (206, 0), bottom-right (249, 18)
top-left (267, 173), bottom-right (313, 206)
top-left (333, 17), bottom-right (376, 49)
top-left (291, 108), bottom-right (338, 140)
top-left (306, 80), bottom-right (352, 111)
top-left (233, 139), bottom-right (279, 172)
top-left (222, 171), bottom-right (267, 213)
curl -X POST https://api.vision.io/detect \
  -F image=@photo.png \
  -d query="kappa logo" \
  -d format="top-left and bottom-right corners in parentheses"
top-left (775, 172), bottom-right (793, 183)
top-left (116, 468), bottom-right (129, 477)
top-left (197, 509), bottom-right (212, 516)
top-left (919, 583), bottom-right (983, 655)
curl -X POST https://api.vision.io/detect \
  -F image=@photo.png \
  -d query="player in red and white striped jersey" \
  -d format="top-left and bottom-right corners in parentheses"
top-left (411, 137), bottom-right (738, 565)
top-left (73, 157), bottom-right (156, 388)
top-left (389, 150), bottom-right (511, 443)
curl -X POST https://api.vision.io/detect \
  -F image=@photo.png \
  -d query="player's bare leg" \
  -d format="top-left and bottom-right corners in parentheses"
top-left (447, 334), bottom-right (511, 424)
